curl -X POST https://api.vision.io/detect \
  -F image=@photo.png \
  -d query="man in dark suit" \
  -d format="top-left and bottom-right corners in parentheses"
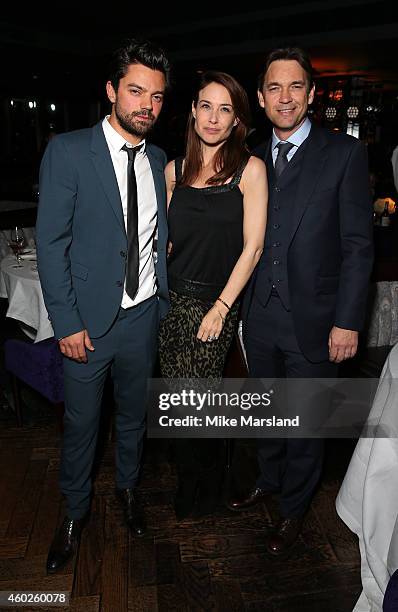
top-left (229, 47), bottom-right (373, 556)
top-left (36, 40), bottom-right (170, 573)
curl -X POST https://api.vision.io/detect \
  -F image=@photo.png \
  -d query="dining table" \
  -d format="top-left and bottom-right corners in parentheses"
top-left (0, 252), bottom-right (54, 342)
top-left (336, 342), bottom-right (398, 612)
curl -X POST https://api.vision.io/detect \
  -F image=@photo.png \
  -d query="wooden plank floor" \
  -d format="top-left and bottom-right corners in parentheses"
top-left (0, 404), bottom-right (361, 612)
top-left (0, 313), bottom-right (361, 611)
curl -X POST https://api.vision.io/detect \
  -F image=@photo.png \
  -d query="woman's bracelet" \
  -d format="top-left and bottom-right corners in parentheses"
top-left (217, 297), bottom-right (231, 311)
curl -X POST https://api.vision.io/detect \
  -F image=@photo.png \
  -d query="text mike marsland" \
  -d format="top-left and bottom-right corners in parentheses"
top-left (158, 415), bottom-right (300, 427)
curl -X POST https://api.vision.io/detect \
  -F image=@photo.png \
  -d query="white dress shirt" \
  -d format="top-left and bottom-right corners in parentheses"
top-left (102, 116), bottom-right (157, 309)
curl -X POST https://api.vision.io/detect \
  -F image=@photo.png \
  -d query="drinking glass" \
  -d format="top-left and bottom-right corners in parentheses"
top-left (8, 227), bottom-right (26, 268)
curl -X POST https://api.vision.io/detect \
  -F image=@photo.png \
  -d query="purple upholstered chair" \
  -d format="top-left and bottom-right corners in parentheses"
top-left (4, 337), bottom-right (64, 427)
top-left (384, 570), bottom-right (398, 611)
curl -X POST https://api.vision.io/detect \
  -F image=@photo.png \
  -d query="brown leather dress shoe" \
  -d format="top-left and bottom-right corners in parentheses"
top-left (265, 517), bottom-right (303, 557)
top-left (174, 479), bottom-right (198, 521)
top-left (116, 488), bottom-right (147, 536)
top-left (227, 487), bottom-right (271, 511)
top-left (46, 516), bottom-right (83, 575)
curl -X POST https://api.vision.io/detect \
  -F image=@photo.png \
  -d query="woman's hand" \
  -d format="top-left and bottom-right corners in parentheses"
top-left (196, 304), bottom-right (226, 343)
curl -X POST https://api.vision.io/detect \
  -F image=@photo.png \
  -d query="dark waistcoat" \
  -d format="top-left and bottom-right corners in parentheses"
top-left (255, 142), bottom-right (308, 310)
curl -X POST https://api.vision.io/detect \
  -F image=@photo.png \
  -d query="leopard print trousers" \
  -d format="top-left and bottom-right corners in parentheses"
top-left (159, 290), bottom-right (238, 384)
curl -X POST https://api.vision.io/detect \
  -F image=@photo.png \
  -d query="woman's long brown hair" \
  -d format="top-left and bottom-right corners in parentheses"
top-left (179, 71), bottom-right (251, 187)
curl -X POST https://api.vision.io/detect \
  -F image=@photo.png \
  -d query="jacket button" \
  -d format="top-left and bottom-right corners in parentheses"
top-left (120, 250), bottom-right (126, 258)
top-left (273, 242), bottom-right (281, 247)
top-left (273, 260), bottom-right (280, 265)
top-left (274, 187), bottom-right (281, 192)
top-left (116, 280), bottom-right (123, 287)
top-left (273, 223), bottom-right (280, 229)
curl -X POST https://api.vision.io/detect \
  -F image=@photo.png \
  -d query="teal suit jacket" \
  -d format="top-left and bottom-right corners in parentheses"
top-left (36, 121), bottom-right (169, 340)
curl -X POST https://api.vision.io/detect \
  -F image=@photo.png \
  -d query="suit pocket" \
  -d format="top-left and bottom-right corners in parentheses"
top-left (71, 262), bottom-right (88, 281)
top-left (316, 275), bottom-right (339, 294)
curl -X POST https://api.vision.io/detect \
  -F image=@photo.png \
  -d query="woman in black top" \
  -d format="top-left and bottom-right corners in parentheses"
top-left (159, 71), bottom-right (267, 519)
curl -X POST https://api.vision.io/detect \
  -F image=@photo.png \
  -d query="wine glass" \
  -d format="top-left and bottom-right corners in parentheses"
top-left (8, 227), bottom-right (26, 268)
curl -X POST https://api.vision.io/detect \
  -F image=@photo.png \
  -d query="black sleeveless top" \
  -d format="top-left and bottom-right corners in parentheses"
top-left (167, 157), bottom-right (247, 301)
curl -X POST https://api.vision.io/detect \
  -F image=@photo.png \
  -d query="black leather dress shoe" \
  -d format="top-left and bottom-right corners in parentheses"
top-left (116, 488), bottom-right (146, 536)
top-left (227, 487), bottom-right (271, 511)
top-left (193, 476), bottom-right (221, 519)
top-left (265, 517), bottom-right (303, 557)
top-left (174, 480), bottom-right (198, 521)
top-left (46, 516), bottom-right (83, 575)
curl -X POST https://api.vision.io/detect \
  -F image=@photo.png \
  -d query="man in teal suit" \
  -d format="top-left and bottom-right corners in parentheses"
top-left (36, 39), bottom-right (170, 573)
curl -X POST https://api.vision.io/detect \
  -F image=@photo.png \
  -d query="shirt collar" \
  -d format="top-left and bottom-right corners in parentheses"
top-left (102, 115), bottom-right (146, 154)
top-left (272, 117), bottom-right (311, 151)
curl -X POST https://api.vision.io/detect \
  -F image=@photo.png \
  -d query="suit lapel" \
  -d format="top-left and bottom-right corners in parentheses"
top-left (254, 139), bottom-right (275, 188)
top-left (146, 146), bottom-right (167, 228)
top-left (253, 140), bottom-right (271, 164)
top-left (289, 125), bottom-right (329, 242)
top-left (265, 144), bottom-right (276, 190)
top-left (90, 122), bottom-right (125, 231)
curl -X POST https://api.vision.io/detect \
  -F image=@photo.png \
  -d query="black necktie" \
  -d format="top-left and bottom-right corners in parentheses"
top-left (122, 143), bottom-right (143, 300)
top-left (274, 141), bottom-right (294, 178)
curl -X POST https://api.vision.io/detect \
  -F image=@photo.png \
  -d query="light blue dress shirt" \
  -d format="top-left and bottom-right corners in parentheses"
top-left (271, 117), bottom-right (312, 165)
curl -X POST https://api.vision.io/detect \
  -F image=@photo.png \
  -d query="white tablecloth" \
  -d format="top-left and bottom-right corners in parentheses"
top-left (336, 344), bottom-right (398, 612)
top-left (366, 282), bottom-right (398, 348)
top-left (0, 227), bottom-right (36, 261)
top-left (0, 254), bottom-right (54, 342)
top-left (392, 145), bottom-right (398, 193)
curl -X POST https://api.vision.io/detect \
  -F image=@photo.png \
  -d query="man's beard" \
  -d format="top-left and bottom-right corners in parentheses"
top-left (115, 102), bottom-right (156, 138)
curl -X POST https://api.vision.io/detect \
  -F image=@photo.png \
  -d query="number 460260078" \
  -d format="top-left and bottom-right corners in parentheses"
top-left (1, 591), bottom-right (69, 606)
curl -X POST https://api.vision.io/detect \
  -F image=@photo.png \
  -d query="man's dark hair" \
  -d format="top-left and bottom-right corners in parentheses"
top-left (257, 47), bottom-right (314, 92)
top-left (108, 39), bottom-right (171, 91)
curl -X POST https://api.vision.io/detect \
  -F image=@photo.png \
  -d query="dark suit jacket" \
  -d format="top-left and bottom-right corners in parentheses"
top-left (36, 121), bottom-right (169, 340)
top-left (243, 124), bottom-right (374, 362)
